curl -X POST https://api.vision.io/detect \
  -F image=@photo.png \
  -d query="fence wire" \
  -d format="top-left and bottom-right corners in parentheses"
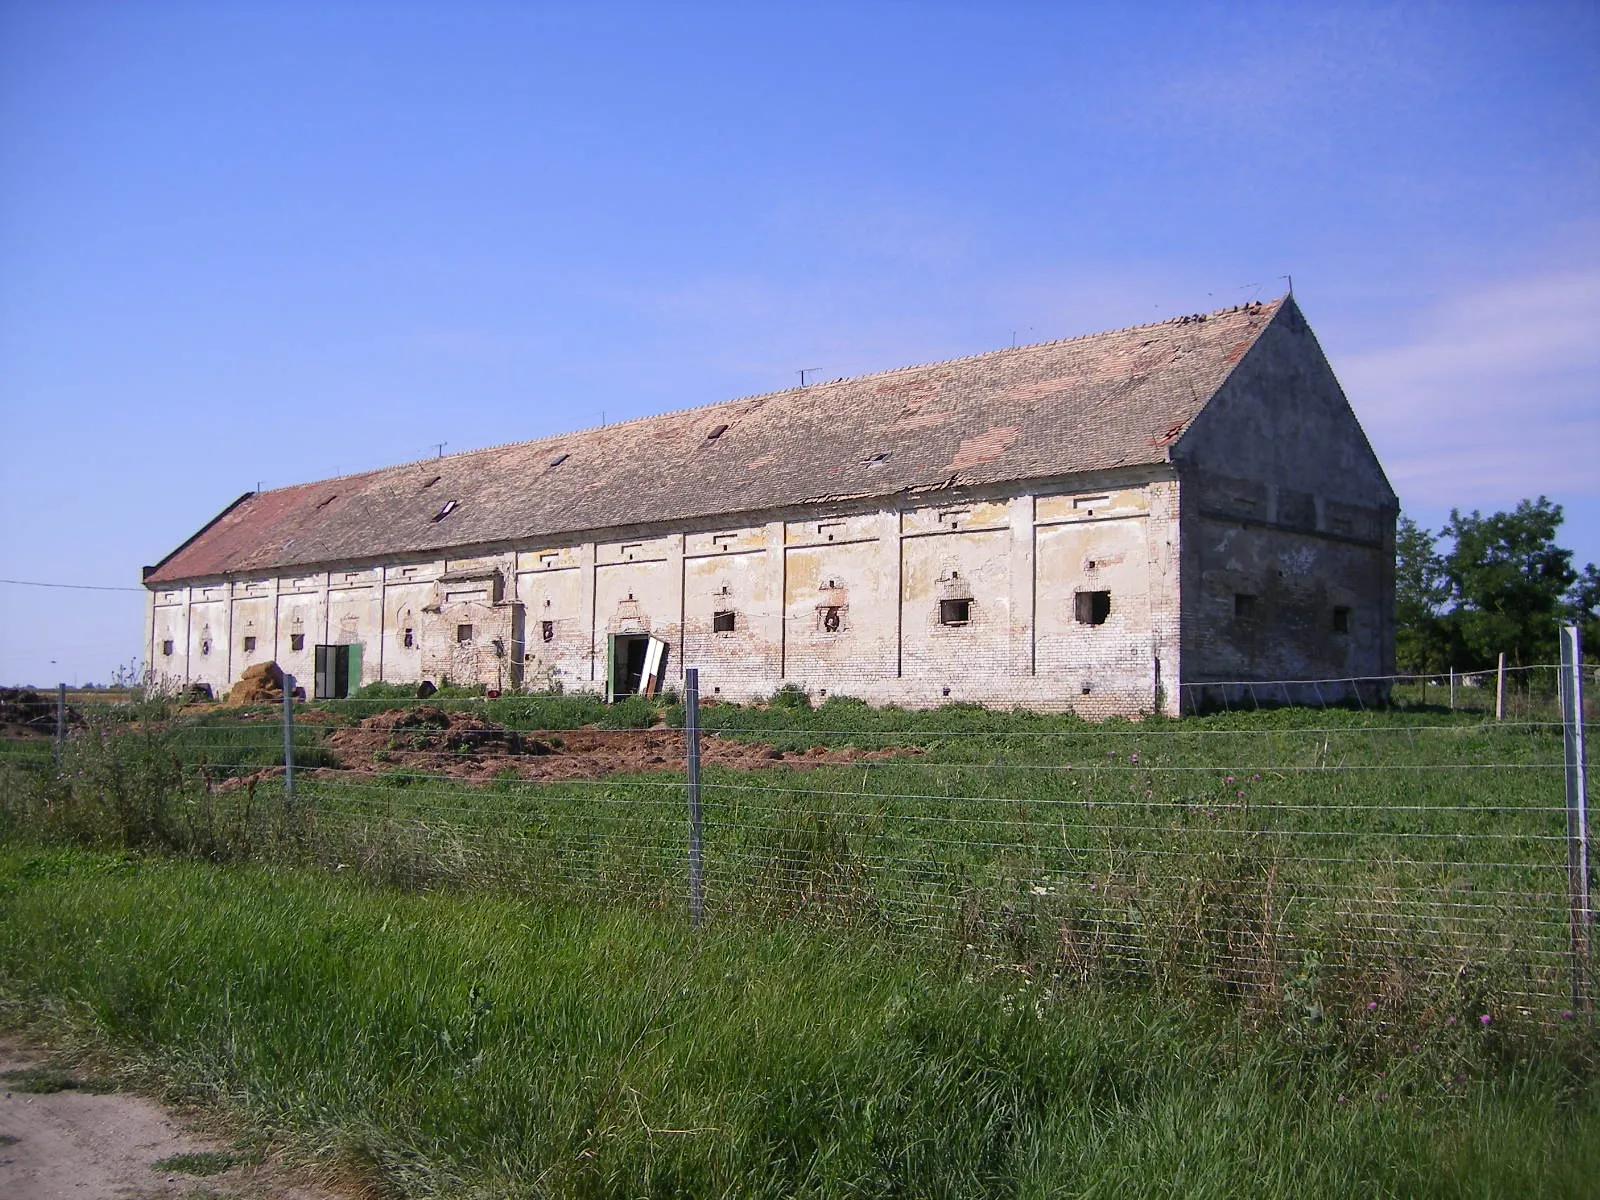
top-left (2, 664), bottom-right (1593, 1027)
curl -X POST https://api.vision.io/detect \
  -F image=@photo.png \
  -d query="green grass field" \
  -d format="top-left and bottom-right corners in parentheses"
top-left (0, 690), bottom-right (1594, 1195)
top-left (0, 844), bottom-right (1594, 1199)
top-left (2, 693), bottom-right (1590, 1027)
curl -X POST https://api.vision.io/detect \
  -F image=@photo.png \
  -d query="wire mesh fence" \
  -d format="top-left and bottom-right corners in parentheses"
top-left (1, 658), bottom-right (1593, 1030)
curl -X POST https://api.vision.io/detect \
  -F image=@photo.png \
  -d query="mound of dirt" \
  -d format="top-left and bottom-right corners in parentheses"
top-left (226, 661), bottom-right (285, 706)
top-left (0, 687), bottom-right (80, 738)
top-left (322, 707), bottom-right (919, 783)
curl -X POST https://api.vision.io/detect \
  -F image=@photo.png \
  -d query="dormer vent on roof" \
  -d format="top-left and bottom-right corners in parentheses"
top-left (706, 424), bottom-right (730, 441)
top-left (549, 453), bottom-right (569, 467)
top-left (421, 475), bottom-right (442, 490)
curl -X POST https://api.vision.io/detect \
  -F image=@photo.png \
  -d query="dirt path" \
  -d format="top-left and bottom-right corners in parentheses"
top-left (0, 1035), bottom-right (351, 1200)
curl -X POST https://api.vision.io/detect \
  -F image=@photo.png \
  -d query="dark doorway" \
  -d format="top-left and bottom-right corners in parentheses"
top-left (607, 634), bottom-right (668, 700)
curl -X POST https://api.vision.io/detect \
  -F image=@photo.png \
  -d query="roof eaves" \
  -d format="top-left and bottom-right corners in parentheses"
top-left (142, 492), bottom-right (256, 587)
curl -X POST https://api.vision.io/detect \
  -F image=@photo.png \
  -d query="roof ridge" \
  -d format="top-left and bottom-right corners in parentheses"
top-left (250, 294), bottom-right (1286, 496)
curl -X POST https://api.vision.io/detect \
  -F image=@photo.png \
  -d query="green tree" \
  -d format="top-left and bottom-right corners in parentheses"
top-left (1393, 514), bottom-right (1451, 673)
top-left (1568, 561), bottom-right (1600, 658)
top-left (1439, 497), bottom-right (1582, 668)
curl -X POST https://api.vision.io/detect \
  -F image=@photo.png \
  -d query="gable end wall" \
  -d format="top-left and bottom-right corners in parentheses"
top-left (1173, 299), bottom-right (1397, 707)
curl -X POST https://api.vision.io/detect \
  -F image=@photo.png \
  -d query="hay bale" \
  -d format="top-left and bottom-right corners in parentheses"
top-left (226, 660), bottom-right (285, 706)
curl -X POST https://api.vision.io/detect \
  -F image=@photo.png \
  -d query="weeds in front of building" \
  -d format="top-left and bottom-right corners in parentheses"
top-left (2, 683), bottom-right (1590, 1051)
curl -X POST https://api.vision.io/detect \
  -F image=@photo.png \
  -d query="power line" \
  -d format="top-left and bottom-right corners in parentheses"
top-left (0, 577), bottom-right (145, 593)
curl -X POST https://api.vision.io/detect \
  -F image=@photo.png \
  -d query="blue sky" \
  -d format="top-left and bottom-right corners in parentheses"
top-left (2, 1), bottom-right (1597, 685)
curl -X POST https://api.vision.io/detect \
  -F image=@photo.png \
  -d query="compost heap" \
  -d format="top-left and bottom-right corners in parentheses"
top-left (0, 688), bottom-right (79, 737)
top-left (322, 704), bottom-right (919, 783)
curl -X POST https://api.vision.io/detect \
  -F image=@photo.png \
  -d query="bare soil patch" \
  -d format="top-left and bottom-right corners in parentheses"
top-left (316, 705), bottom-right (920, 784)
top-left (0, 1035), bottom-right (354, 1200)
top-left (0, 689), bottom-right (80, 740)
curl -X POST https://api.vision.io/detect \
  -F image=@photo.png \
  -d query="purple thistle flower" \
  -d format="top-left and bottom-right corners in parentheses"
top-left (1129, 753), bottom-right (1139, 763)
top-left (1479, 1014), bottom-right (1492, 1025)
top-left (1368, 1001), bottom-right (1378, 1010)
top-left (1225, 775), bottom-right (1235, 784)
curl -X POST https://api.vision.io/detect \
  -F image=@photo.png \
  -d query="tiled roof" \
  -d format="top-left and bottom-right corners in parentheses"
top-left (144, 298), bottom-right (1286, 585)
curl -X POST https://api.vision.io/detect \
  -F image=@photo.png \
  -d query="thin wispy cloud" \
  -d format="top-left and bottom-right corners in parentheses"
top-left (1341, 270), bottom-right (1600, 507)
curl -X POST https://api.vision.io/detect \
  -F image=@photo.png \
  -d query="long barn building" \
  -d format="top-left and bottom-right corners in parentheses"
top-left (143, 295), bottom-right (1396, 714)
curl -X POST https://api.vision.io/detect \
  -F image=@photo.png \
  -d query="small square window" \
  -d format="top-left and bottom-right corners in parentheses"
top-left (161, 639), bottom-right (174, 657)
top-left (1332, 606), bottom-right (1351, 634)
top-left (1075, 590), bottom-right (1111, 625)
top-left (457, 623), bottom-right (474, 644)
top-left (200, 639), bottom-right (211, 656)
top-left (1234, 593), bottom-right (1258, 620)
top-left (821, 606), bottom-right (842, 633)
top-left (939, 598), bottom-right (971, 626)
top-left (713, 610), bottom-right (736, 633)
top-left (403, 627), bottom-right (415, 649)
top-left (541, 620), bottom-right (555, 642)
top-left (290, 633), bottom-right (305, 652)
top-left (243, 636), bottom-right (257, 653)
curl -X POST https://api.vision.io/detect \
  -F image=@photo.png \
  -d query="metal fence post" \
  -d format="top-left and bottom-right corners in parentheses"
top-left (55, 683), bottom-right (66, 745)
top-left (1559, 625), bottom-right (1591, 1010)
top-left (282, 672), bottom-right (296, 809)
top-left (1449, 667), bottom-right (1457, 711)
top-left (685, 667), bottom-right (704, 928)
top-left (1496, 652), bottom-right (1506, 721)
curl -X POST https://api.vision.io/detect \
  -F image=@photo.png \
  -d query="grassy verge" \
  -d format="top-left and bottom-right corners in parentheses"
top-left (4, 695), bottom-right (1589, 1026)
top-left (1, 842), bottom-right (1595, 1199)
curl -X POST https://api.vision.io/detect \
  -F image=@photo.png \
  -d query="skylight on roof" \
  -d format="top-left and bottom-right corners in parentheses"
top-left (432, 500), bottom-right (458, 522)
top-left (706, 424), bottom-right (729, 441)
top-left (863, 452), bottom-right (891, 465)
top-left (549, 453), bottom-right (569, 467)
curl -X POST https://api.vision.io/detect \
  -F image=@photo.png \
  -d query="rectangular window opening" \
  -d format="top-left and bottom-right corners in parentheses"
top-left (242, 636), bottom-right (256, 653)
top-left (1234, 593), bottom-right (1258, 620)
top-left (713, 610), bottom-right (736, 633)
top-left (1075, 590), bottom-right (1112, 625)
top-left (541, 620), bottom-right (555, 642)
top-left (939, 598), bottom-right (971, 626)
top-left (161, 639), bottom-right (174, 657)
top-left (1332, 606), bottom-right (1351, 634)
top-left (403, 628), bottom-right (415, 649)
top-left (290, 633), bottom-right (305, 652)
top-left (457, 623), bottom-right (474, 645)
